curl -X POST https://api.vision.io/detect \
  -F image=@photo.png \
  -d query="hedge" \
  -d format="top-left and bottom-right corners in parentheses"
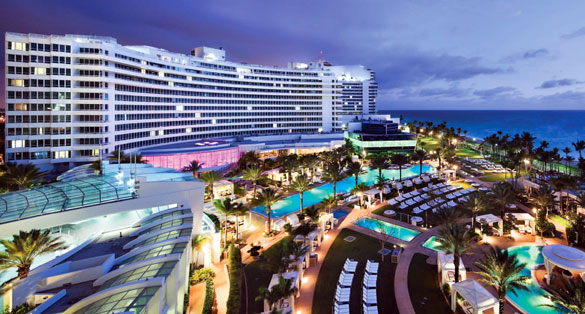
top-left (226, 244), bottom-right (242, 314)
top-left (202, 278), bottom-right (215, 314)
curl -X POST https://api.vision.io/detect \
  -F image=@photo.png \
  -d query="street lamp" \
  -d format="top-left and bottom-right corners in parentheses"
top-left (523, 159), bottom-right (530, 173)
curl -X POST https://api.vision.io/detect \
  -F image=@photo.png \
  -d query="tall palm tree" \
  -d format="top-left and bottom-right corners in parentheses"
top-left (200, 171), bottom-right (223, 199)
top-left (562, 147), bottom-right (572, 174)
top-left (346, 161), bottom-right (362, 188)
top-left (256, 276), bottom-right (298, 311)
top-left (238, 151), bottom-right (261, 170)
top-left (435, 224), bottom-right (475, 283)
top-left (213, 199), bottom-right (236, 247)
top-left (542, 276), bottom-right (585, 314)
top-left (242, 167), bottom-right (265, 198)
top-left (254, 188), bottom-right (283, 234)
top-left (293, 222), bottom-right (318, 245)
top-left (183, 160), bottom-right (204, 177)
top-left (369, 154), bottom-right (387, 179)
top-left (531, 186), bottom-right (555, 217)
top-left (475, 247), bottom-right (530, 314)
top-left (391, 154), bottom-right (409, 181)
top-left (566, 155), bottom-right (575, 176)
top-left (232, 204), bottom-right (250, 241)
top-left (412, 149), bottom-right (428, 176)
top-left (322, 162), bottom-right (344, 198)
top-left (573, 140), bottom-right (585, 159)
top-left (491, 182), bottom-right (515, 223)
top-left (0, 229), bottom-right (67, 278)
top-left (0, 163), bottom-right (47, 191)
top-left (461, 192), bottom-right (487, 231)
top-left (290, 175), bottom-right (311, 212)
top-left (191, 234), bottom-right (210, 266)
top-left (318, 195), bottom-right (337, 213)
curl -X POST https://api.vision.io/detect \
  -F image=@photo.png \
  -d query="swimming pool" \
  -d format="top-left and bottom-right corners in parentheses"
top-left (505, 245), bottom-right (564, 314)
top-left (333, 209), bottom-right (349, 219)
top-left (252, 165), bottom-right (435, 218)
top-left (422, 236), bottom-right (442, 251)
top-left (353, 217), bottom-right (420, 242)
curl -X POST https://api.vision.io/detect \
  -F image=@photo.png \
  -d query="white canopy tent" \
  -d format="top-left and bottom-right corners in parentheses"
top-left (510, 212), bottom-right (535, 235)
top-left (213, 180), bottom-right (234, 199)
top-left (364, 188), bottom-right (383, 208)
top-left (475, 214), bottom-right (503, 236)
top-left (264, 271), bottom-right (300, 313)
top-left (451, 279), bottom-right (498, 314)
top-left (437, 251), bottom-right (466, 285)
top-left (542, 244), bottom-right (585, 284)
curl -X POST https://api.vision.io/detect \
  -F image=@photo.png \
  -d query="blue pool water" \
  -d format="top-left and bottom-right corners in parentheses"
top-left (333, 209), bottom-right (349, 219)
top-left (252, 165), bottom-right (434, 218)
top-left (353, 217), bottom-right (420, 242)
top-left (422, 236), bottom-right (442, 251)
top-left (505, 246), bottom-right (563, 314)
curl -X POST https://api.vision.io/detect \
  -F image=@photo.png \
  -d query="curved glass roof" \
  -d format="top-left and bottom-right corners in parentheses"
top-left (139, 209), bottom-right (192, 227)
top-left (0, 174), bottom-right (135, 224)
top-left (132, 228), bottom-right (192, 250)
top-left (119, 242), bottom-right (188, 267)
top-left (72, 286), bottom-right (159, 314)
top-left (100, 261), bottom-right (177, 291)
top-left (137, 217), bottom-right (193, 237)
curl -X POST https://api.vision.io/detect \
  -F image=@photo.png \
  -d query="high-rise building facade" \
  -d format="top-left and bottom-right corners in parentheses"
top-left (5, 33), bottom-right (377, 170)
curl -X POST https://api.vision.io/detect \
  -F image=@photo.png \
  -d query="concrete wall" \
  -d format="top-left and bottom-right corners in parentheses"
top-left (36, 255), bottom-right (115, 292)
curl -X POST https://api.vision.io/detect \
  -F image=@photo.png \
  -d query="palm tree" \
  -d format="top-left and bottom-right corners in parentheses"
top-left (293, 222), bottom-right (318, 245)
top-left (391, 154), bottom-right (409, 181)
top-left (318, 195), bottom-right (337, 213)
top-left (322, 162), bottom-right (344, 198)
top-left (531, 186), bottom-right (555, 217)
top-left (573, 140), bottom-right (585, 159)
top-left (435, 224), bottom-right (475, 283)
top-left (238, 151), bottom-right (261, 169)
top-left (0, 163), bottom-right (47, 191)
top-left (369, 154), bottom-right (387, 179)
top-left (566, 155), bottom-right (575, 176)
top-left (281, 155), bottom-right (299, 184)
top-left (346, 161), bottom-right (363, 188)
top-left (191, 234), bottom-right (210, 266)
top-left (461, 192), bottom-right (487, 231)
top-left (200, 171), bottom-right (223, 199)
top-left (542, 276), bottom-right (585, 314)
top-left (290, 175), bottom-right (311, 212)
top-left (256, 276), bottom-right (298, 311)
top-left (0, 229), bottom-right (67, 278)
top-left (242, 167), bottom-right (265, 198)
top-left (232, 204), bottom-right (250, 241)
top-left (183, 160), bottom-right (204, 177)
top-left (254, 188), bottom-right (283, 234)
top-left (88, 160), bottom-right (103, 175)
top-left (475, 247), bottom-right (530, 314)
top-left (562, 147), bottom-right (572, 173)
top-left (213, 199), bottom-right (236, 247)
top-left (412, 149), bottom-right (428, 176)
top-left (352, 182), bottom-right (369, 207)
top-left (491, 182), bottom-right (515, 223)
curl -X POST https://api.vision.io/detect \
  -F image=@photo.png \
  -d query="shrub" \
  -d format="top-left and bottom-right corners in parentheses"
top-left (247, 245), bottom-right (262, 257)
top-left (442, 283), bottom-right (451, 296)
top-left (191, 267), bottom-right (215, 285)
top-left (537, 222), bottom-right (556, 237)
top-left (226, 244), bottom-right (242, 314)
top-left (202, 278), bottom-right (216, 314)
top-left (283, 223), bottom-right (293, 234)
top-left (205, 213), bottom-right (221, 231)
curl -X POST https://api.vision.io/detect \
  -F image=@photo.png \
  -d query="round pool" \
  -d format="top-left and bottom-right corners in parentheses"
top-left (506, 245), bottom-right (565, 314)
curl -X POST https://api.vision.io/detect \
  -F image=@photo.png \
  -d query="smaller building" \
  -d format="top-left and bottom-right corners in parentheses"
top-left (343, 115), bottom-right (417, 154)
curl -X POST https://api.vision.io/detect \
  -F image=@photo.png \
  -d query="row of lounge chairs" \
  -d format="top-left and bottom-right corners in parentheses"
top-left (362, 260), bottom-right (379, 314)
top-left (412, 187), bottom-right (476, 214)
top-left (334, 259), bottom-right (358, 314)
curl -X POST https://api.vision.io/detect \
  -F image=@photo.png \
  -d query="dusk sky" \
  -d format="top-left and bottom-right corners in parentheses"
top-left (2, 0), bottom-right (585, 110)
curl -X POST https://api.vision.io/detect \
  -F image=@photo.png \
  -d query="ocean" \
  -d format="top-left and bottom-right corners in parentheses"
top-left (381, 110), bottom-right (585, 156)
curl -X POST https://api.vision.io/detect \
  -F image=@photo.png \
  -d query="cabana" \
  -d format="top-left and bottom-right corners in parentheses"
top-left (263, 167), bottom-right (286, 182)
top-left (393, 181), bottom-right (403, 191)
top-left (364, 188), bottom-right (383, 208)
top-left (510, 212), bottom-right (535, 235)
top-left (437, 251), bottom-right (466, 285)
top-left (213, 180), bottom-right (234, 199)
top-left (319, 212), bottom-right (334, 232)
top-left (273, 219), bottom-right (287, 232)
top-left (286, 214), bottom-right (301, 227)
top-left (542, 245), bottom-right (585, 284)
top-left (440, 169), bottom-right (456, 181)
top-left (450, 279), bottom-right (498, 314)
top-left (264, 271), bottom-right (300, 313)
top-left (475, 214), bottom-right (503, 236)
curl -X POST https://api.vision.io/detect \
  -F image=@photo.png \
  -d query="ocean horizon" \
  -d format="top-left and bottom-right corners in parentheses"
top-left (380, 110), bottom-right (585, 156)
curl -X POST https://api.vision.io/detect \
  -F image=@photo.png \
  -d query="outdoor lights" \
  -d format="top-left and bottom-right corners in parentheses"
top-left (524, 159), bottom-right (529, 164)
top-left (302, 276), bottom-right (308, 284)
top-left (533, 208), bottom-right (537, 214)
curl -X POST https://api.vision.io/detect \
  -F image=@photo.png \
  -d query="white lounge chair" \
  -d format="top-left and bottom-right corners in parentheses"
top-left (362, 289), bottom-right (377, 305)
top-left (363, 273), bottom-right (377, 288)
top-left (366, 260), bottom-right (379, 274)
top-left (338, 272), bottom-right (354, 287)
top-left (363, 305), bottom-right (379, 314)
top-left (388, 198), bottom-right (399, 206)
top-left (422, 176), bottom-right (431, 182)
top-left (343, 258), bottom-right (358, 273)
top-left (335, 286), bottom-right (351, 303)
top-left (334, 303), bottom-right (350, 314)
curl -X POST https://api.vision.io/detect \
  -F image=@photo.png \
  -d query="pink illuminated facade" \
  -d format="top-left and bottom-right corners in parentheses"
top-left (143, 147), bottom-right (241, 171)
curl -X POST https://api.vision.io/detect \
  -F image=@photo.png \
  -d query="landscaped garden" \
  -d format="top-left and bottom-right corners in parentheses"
top-left (311, 229), bottom-right (399, 314)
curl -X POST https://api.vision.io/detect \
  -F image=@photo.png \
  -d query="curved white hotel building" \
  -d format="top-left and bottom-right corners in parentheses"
top-left (5, 32), bottom-right (378, 171)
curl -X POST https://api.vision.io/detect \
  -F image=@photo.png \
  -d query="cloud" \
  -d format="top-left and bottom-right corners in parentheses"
top-left (562, 26), bottom-right (585, 39)
top-left (502, 48), bottom-right (549, 62)
top-left (473, 86), bottom-right (516, 98)
top-left (538, 79), bottom-right (581, 89)
top-left (418, 87), bottom-right (470, 98)
top-left (375, 49), bottom-right (509, 88)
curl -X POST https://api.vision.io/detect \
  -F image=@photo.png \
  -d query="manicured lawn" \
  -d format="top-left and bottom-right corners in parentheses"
top-left (408, 253), bottom-right (452, 314)
top-left (242, 236), bottom-right (292, 313)
top-left (455, 148), bottom-right (482, 158)
top-left (312, 229), bottom-right (400, 314)
top-left (549, 214), bottom-right (572, 228)
top-left (419, 137), bottom-right (441, 151)
top-left (478, 173), bottom-right (508, 182)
